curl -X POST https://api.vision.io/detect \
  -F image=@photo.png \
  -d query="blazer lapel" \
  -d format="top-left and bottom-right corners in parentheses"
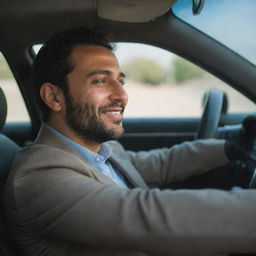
top-left (109, 154), bottom-right (149, 189)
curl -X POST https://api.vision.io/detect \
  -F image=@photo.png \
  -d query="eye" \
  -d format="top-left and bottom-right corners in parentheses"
top-left (119, 79), bottom-right (125, 86)
top-left (92, 78), bottom-right (106, 85)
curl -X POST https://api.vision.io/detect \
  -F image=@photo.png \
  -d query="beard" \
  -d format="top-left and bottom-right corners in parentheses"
top-left (64, 91), bottom-right (125, 144)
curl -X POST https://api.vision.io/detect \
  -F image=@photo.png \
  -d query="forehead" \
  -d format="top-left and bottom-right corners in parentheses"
top-left (69, 44), bottom-right (119, 69)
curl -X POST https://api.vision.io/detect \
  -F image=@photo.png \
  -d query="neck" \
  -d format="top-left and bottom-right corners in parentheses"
top-left (46, 119), bottom-right (102, 153)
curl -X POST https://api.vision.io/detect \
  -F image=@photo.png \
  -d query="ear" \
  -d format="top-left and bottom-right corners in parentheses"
top-left (40, 83), bottom-right (64, 112)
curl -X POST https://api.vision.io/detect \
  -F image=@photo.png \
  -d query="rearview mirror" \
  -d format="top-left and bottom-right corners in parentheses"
top-left (192, 0), bottom-right (205, 15)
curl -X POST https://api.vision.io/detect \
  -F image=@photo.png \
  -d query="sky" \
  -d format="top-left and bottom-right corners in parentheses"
top-left (113, 0), bottom-right (256, 67)
top-left (173, 0), bottom-right (256, 65)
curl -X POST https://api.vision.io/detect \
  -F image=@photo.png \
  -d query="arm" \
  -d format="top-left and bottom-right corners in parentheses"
top-left (6, 145), bottom-right (256, 255)
top-left (125, 139), bottom-right (229, 186)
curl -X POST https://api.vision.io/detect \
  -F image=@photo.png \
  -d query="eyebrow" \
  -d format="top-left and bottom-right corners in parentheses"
top-left (86, 70), bottom-right (126, 78)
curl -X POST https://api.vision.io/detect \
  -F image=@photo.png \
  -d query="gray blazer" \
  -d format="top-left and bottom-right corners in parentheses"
top-left (4, 125), bottom-right (256, 256)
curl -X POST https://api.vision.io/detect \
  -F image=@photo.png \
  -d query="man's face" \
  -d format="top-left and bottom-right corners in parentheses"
top-left (64, 45), bottom-right (128, 143)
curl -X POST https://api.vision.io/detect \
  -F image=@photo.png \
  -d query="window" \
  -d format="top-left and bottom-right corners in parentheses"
top-left (32, 43), bottom-right (255, 118)
top-left (173, 0), bottom-right (256, 65)
top-left (0, 52), bottom-right (30, 122)
top-left (114, 43), bottom-right (255, 118)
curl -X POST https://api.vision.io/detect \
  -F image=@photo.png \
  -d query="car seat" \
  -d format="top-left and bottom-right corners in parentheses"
top-left (0, 87), bottom-right (21, 255)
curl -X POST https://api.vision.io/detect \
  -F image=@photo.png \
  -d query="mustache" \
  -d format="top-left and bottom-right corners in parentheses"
top-left (99, 102), bottom-right (125, 113)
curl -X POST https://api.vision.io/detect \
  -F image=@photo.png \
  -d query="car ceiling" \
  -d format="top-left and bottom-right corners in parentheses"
top-left (0, 0), bottom-right (177, 45)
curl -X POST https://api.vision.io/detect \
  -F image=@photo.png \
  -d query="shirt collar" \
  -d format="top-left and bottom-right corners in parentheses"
top-left (45, 124), bottom-right (112, 165)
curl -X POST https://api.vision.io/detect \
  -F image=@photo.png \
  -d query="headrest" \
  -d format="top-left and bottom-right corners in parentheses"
top-left (0, 87), bottom-right (7, 130)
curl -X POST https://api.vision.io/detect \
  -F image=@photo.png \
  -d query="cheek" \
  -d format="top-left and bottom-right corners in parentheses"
top-left (85, 89), bottom-right (110, 107)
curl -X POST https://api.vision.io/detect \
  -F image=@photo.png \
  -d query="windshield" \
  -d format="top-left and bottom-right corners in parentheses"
top-left (173, 0), bottom-right (256, 66)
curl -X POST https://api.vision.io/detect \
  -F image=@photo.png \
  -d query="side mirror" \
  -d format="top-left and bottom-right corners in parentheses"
top-left (192, 0), bottom-right (205, 15)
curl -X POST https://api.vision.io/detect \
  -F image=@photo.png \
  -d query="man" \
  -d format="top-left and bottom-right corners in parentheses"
top-left (4, 27), bottom-right (256, 256)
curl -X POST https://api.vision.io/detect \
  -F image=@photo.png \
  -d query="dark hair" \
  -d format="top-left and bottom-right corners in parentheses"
top-left (32, 27), bottom-right (114, 121)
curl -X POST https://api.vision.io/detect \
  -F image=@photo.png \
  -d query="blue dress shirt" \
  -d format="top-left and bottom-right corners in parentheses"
top-left (46, 125), bottom-right (128, 188)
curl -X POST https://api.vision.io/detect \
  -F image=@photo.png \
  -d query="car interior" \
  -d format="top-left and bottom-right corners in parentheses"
top-left (0, 0), bottom-right (255, 255)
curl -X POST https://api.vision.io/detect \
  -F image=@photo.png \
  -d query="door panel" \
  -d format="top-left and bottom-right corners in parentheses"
top-left (120, 118), bottom-right (197, 151)
top-left (120, 113), bottom-right (250, 151)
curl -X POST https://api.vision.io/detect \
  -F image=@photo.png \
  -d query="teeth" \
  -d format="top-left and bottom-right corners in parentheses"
top-left (107, 111), bottom-right (120, 115)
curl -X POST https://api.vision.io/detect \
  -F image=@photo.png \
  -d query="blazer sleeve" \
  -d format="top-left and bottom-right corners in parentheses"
top-left (5, 145), bottom-right (256, 255)
top-left (125, 139), bottom-right (229, 186)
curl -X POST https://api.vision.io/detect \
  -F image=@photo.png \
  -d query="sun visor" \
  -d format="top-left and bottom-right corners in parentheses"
top-left (97, 0), bottom-right (177, 23)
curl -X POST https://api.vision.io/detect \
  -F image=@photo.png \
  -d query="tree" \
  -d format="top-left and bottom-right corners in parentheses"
top-left (172, 57), bottom-right (204, 84)
top-left (122, 58), bottom-right (166, 85)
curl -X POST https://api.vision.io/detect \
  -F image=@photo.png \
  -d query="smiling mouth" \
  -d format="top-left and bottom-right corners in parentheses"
top-left (104, 109), bottom-right (123, 119)
top-left (106, 110), bottom-right (122, 115)
top-left (100, 103), bottom-right (125, 120)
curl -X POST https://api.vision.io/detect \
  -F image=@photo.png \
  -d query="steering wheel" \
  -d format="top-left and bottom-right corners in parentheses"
top-left (196, 89), bottom-right (227, 139)
top-left (195, 90), bottom-right (256, 189)
top-left (242, 116), bottom-right (256, 189)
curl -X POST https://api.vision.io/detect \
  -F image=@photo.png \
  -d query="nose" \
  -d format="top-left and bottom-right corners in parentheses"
top-left (109, 80), bottom-right (128, 104)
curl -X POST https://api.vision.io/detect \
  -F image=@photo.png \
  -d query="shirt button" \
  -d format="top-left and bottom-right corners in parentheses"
top-left (95, 157), bottom-right (101, 162)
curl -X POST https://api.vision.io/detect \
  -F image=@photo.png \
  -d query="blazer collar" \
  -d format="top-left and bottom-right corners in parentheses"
top-left (35, 124), bottom-right (79, 157)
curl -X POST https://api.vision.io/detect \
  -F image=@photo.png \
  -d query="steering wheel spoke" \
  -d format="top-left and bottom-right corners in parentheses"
top-left (196, 89), bottom-right (227, 139)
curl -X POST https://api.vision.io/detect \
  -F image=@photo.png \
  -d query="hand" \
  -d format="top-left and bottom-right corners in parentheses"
top-left (225, 115), bottom-right (256, 188)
